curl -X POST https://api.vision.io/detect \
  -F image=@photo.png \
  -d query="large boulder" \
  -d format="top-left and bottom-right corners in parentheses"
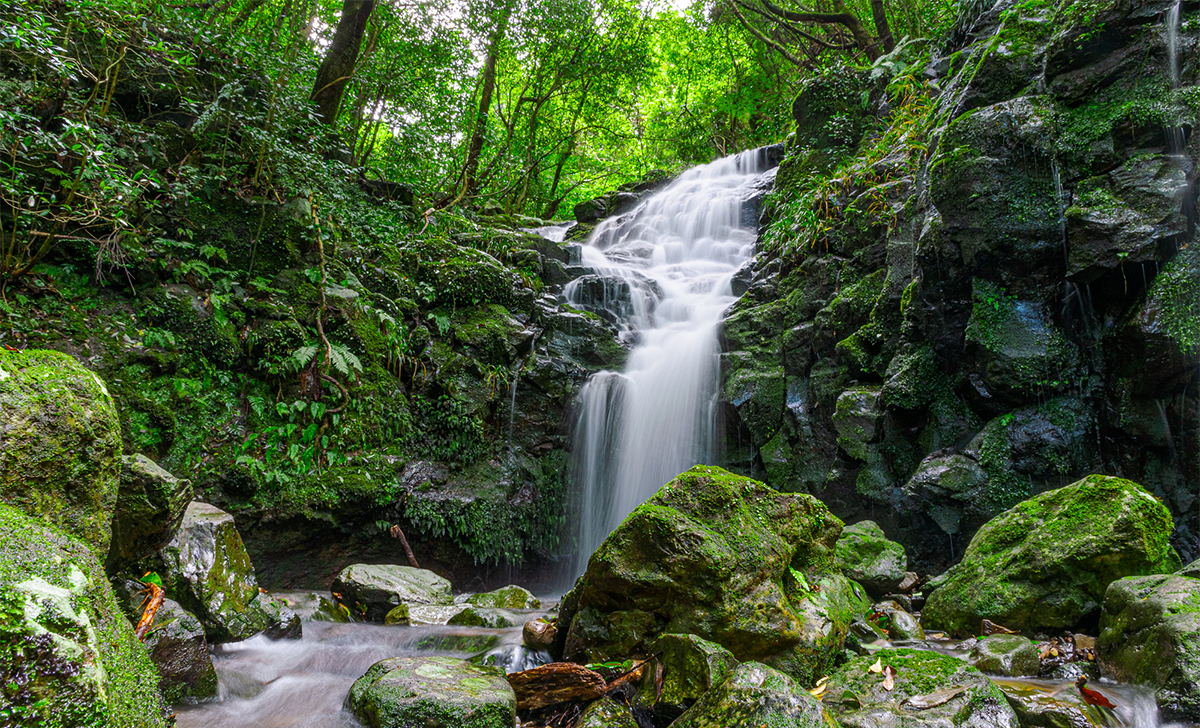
top-left (1097, 573), bottom-right (1200, 721)
top-left (647, 633), bottom-right (740, 720)
top-left (923, 475), bottom-right (1179, 635)
top-left (0, 349), bottom-right (121, 555)
top-left (557, 465), bottom-right (867, 685)
top-left (156, 501), bottom-right (300, 642)
top-left (670, 662), bottom-right (838, 728)
top-left (332, 564), bottom-right (453, 622)
top-left (834, 520), bottom-right (906, 598)
top-left (113, 579), bottom-right (218, 705)
top-left (824, 648), bottom-right (1019, 728)
top-left (0, 504), bottom-right (167, 726)
top-left (105, 454), bottom-right (193, 574)
top-left (346, 655), bottom-right (515, 728)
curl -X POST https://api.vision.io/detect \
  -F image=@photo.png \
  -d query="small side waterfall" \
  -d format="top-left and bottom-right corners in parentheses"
top-left (568, 149), bottom-right (774, 575)
top-left (1168, 0), bottom-right (1182, 89)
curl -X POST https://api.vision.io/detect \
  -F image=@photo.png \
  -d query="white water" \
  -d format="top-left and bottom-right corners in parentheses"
top-left (1168, 0), bottom-right (1182, 89)
top-left (568, 149), bottom-right (773, 574)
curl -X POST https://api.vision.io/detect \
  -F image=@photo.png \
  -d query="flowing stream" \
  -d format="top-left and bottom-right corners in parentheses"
top-left (567, 148), bottom-right (775, 574)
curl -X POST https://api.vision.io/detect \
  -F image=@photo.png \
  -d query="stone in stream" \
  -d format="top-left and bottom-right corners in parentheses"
top-left (922, 475), bottom-right (1179, 636)
top-left (670, 662), bottom-right (838, 728)
top-left (331, 563), bottom-right (453, 622)
top-left (384, 604), bottom-right (410, 625)
top-left (346, 655), bottom-right (515, 728)
top-left (0, 504), bottom-right (167, 726)
top-left (872, 600), bottom-right (924, 641)
top-left (0, 349), bottom-right (122, 555)
top-left (992, 678), bottom-right (1106, 728)
top-left (969, 634), bottom-right (1040, 677)
top-left (556, 465), bottom-right (868, 685)
top-left (834, 520), bottom-right (907, 598)
top-left (447, 605), bottom-right (517, 628)
top-left (105, 454), bottom-right (194, 574)
top-left (409, 604), bottom-right (466, 625)
top-left (1097, 572), bottom-right (1200, 722)
top-left (156, 500), bottom-right (302, 643)
top-left (465, 584), bottom-right (540, 609)
top-left (823, 648), bottom-right (1019, 728)
top-left (522, 618), bottom-right (556, 650)
top-left (577, 696), bottom-right (639, 728)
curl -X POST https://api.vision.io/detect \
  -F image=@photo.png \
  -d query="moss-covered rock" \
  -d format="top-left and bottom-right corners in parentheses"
top-left (345, 655), bottom-right (515, 728)
top-left (670, 662), bottom-right (838, 728)
top-left (559, 465), bottom-right (864, 685)
top-left (105, 455), bottom-right (193, 575)
top-left (646, 633), bottom-right (740, 715)
top-left (968, 634), bottom-right (1040, 677)
top-left (0, 504), bottom-right (167, 727)
top-left (923, 475), bottom-right (1180, 636)
top-left (465, 584), bottom-right (540, 609)
top-left (0, 349), bottom-right (121, 556)
top-left (112, 579), bottom-right (217, 705)
top-left (156, 501), bottom-right (299, 642)
top-left (393, 237), bottom-right (530, 311)
top-left (332, 563), bottom-right (454, 622)
top-left (824, 648), bottom-right (1018, 728)
top-left (832, 387), bottom-right (883, 461)
top-left (1097, 573), bottom-right (1200, 721)
top-left (447, 606), bottom-right (517, 629)
top-left (835, 520), bottom-right (906, 598)
top-left (576, 696), bottom-right (639, 728)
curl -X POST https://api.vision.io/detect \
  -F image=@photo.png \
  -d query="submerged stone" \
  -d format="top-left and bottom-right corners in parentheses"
top-left (346, 655), bottom-right (515, 728)
top-left (923, 475), bottom-right (1179, 635)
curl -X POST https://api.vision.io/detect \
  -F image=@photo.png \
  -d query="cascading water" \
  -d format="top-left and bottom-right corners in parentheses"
top-left (567, 148), bottom-right (775, 574)
top-left (1168, 0), bottom-right (1182, 89)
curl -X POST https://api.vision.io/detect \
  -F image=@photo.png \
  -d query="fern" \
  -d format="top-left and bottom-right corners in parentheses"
top-left (329, 344), bottom-right (363, 375)
top-left (286, 344), bottom-right (319, 372)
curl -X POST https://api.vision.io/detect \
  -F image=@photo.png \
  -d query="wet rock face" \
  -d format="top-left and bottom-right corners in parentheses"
top-left (0, 349), bottom-right (121, 556)
top-left (834, 520), bottom-right (906, 598)
top-left (1098, 572), bottom-right (1200, 722)
top-left (923, 475), bottom-right (1179, 636)
top-left (825, 648), bottom-right (1019, 728)
top-left (670, 662), bottom-right (838, 728)
top-left (556, 465), bottom-right (868, 685)
top-left (332, 563), bottom-right (454, 622)
top-left (0, 504), bottom-right (167, 727)
top-left (346, 655), bottom-right (516, 728)
top-left (157, 500), bottom-right (300, 642)
top-left (647, 632), bottom-right (740, 718)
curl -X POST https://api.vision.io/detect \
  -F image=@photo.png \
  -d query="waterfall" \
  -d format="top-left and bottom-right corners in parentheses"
top-left (1168, 0), bottom-right (1182, 89)
top-left (567, 148), bottom-right (773, 575)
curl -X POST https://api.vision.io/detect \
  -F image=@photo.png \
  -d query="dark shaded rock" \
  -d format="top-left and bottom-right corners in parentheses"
top-left (647, 633), bottom-right (740, 714)
top-left (523, 618), bottom-right (556, 651)
top-left (106, 454), bottom-right (193, 574)
top-left (577, 696), bottom-right (639, 728)
top-left (923, 475), bottom-right (1180, 636)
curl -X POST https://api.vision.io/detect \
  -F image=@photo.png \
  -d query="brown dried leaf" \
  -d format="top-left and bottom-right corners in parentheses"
top-left (882, 665), bottom-right (896, 691)
top-left (905, 685), bottom-right (967, 709)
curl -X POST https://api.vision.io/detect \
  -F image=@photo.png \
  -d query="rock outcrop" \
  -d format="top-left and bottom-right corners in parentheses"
top-left (466, 584), bottom-right (540, 609)
top-left (922, 475), bottom-right (1179, 635)
top-left (105, 454), bottom-right (193, 574)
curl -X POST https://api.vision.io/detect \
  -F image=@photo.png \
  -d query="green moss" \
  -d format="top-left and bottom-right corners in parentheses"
top-left (1147, 248), bottom-right (1200, 355)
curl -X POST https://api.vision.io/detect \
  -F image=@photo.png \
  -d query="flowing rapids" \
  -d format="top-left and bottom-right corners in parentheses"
top-left (567, 148), bottom-right (775, 575)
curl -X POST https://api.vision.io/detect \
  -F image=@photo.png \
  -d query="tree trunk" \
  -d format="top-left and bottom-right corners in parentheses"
top-left (458, 0), bottom-right (515, 200)
top-left (310, 0), bottom-right (376, 125)
top-left (869, 0), bottom-right (895, 54)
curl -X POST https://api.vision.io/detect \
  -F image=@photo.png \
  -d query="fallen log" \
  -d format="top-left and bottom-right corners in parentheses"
top-left (507, 662), bottom-right (606, 711)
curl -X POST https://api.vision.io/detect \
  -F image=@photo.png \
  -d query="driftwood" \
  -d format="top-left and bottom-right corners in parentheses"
top-left (389, 524), bottom-right (420, 568)
top-left (507, 662), bottom-right (606, 711)
top-left (134, 582), bottom-right (165, 640)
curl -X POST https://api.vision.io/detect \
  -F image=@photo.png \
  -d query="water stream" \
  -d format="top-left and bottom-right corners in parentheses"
top-left (567, 148), bottom-right (774, 574)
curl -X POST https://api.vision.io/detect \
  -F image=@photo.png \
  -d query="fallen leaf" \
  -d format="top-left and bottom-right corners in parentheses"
top-left (841, 690), bottom-right (862, 708)
top-left (810, 676), bottom-right (830, 699)
top-left (905, 685), bottom-right (968, 709)
top-left (882, 665), bottom-right (896, 691)
top-left (869, 658), bottom-right (883, 674)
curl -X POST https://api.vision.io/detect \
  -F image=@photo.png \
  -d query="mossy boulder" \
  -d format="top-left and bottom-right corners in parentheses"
top-left (466, 585), bottom-right (540, 609)
top-left (646, 633), bottom-right (740, 717)
top-left (558, 465), bottom-right (864, 685)
top-left (0, 504), bottom-right (167, 727)
top-left (835, 520), bottom-right (906, 598)
top-left (345, 655), bottom-right (515, 728)
top-left (105, 455), bottom-right (193, 575)
top-left (577, 696), bottom-right (639, 728)
top-left (969, 634), bottom-right (1040, 677)
top-left (1097, 573), bottom-right (1200, 721)
top-left (156, 501), bottom-right (300, 643)
top-left (0, 349), bottom-right (121, 556)
top-left (332, 563), bottom-right (454, 622)
top-left (670, 662), bottom-right (838, 728)
top-left (832, 387), bottom-right (884, 461)
top-left (923, 475), bottom-right (1180, 636)
top-left (824, 648), bottom-right (1019, 728)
